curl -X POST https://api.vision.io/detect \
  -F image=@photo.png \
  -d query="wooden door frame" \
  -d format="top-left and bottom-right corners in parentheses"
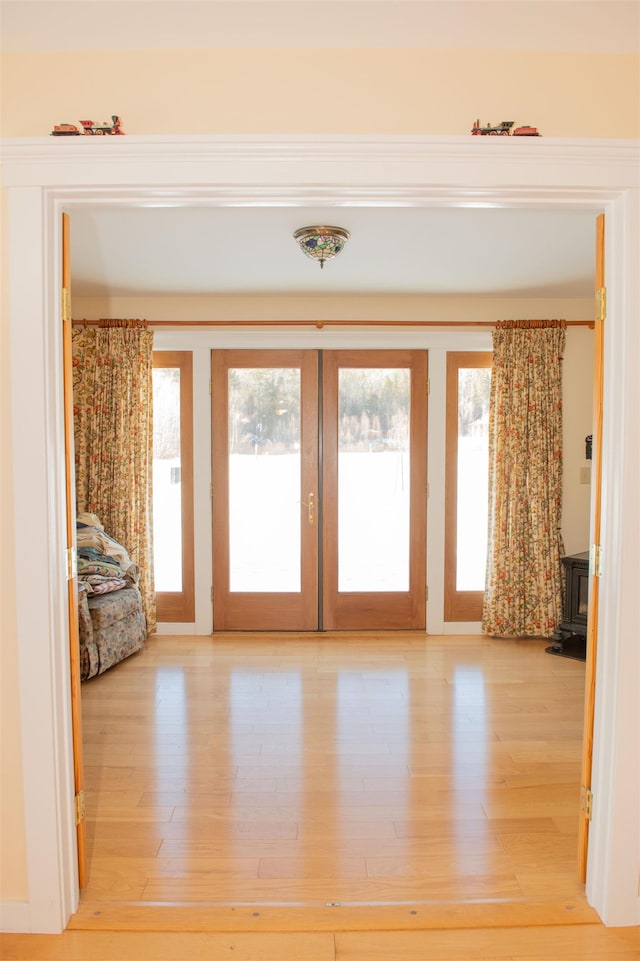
top-left (2, 136), bottom-right (638, 931)
top-left (443, 351), bottom-right (492, 622)
top-left (61, 213), bottom-right (87, 888)
top-left (211, 349), bottom-right (320, 630)
top-left (152, 351), bottom-right (196, 623)
top-left (577, 214), bottom-right (605, 881)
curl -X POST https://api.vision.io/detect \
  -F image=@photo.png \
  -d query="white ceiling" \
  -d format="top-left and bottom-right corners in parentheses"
top-left (69, 204), bottom-right (598, 298)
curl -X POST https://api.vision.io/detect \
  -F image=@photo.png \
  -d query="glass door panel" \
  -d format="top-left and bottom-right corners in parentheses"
top-left (228, 367), bottom-right (302, 593)
top-left (323, 350), bottom-right (427, 631)
top-left (153, 351), bottom-right (195, 623)
top-left (337, 368), bottom-right (411, 592)
top-left (455, 366), bottom-right (490, 591)
top-left (153, 365), bottom-right (183, 591)
top-left (444, 352), bottom-right (491, 622)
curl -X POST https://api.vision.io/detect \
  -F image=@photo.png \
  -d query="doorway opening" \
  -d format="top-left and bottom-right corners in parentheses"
top-left (9, 136), bottom-right (635, 930)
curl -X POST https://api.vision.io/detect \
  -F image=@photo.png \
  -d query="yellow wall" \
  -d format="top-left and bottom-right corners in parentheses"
top-left (1, 48), bottom-right (638, 138)
top-left (0, 177), bottom-right (29, 901)
top-left (72, 295), bottom-right (594, 324)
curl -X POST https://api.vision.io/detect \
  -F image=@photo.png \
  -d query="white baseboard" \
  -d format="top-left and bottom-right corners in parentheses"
top-left (443, 622), bottom-right (483, 635)
top-left (0, 900), bottom-right (30, 933)
top-left (153, 622), bottom-right (197, 635)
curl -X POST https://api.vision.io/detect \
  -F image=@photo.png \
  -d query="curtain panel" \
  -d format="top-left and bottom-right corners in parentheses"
top-left (482, 321), bottom-right (566, 638)
top-left (72, 321), bottom-right (156, 633)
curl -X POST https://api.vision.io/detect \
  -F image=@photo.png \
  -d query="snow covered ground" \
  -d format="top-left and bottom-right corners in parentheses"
top-left (153, 446), bottom-right (488, 596)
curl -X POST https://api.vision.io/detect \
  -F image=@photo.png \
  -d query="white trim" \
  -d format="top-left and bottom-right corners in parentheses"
top-left (584, 191), bottom-right (640, 927)
top-left (2, 135), bottom-right (639, 932)
top-left (1, 135), bottom-right (637, 191)
top-left (426, 347), bottom-right (446, 634)
top-left (153, 623), bottom-right (197, 635)
top-left (192, 347), bottom-right (214, 635)
top-left (7, 188), bottom-right (78, 934)
top-left (0, 902), bottom-right (30, 935)
top-left (442, 623), bottom-right (484, 635)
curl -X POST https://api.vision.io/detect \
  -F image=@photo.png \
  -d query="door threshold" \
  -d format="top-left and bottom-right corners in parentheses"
top-left (69, 897), bottom-right (598, 933)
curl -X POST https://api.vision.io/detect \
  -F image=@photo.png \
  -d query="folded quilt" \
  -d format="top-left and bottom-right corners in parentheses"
top-left (76, 518), bottom-right (139, 595)
top-left (78, 554), bottom-right (123, 577)
top-left (81, 575), bottom-right (129, 594)
top-left (76, 522), bottom-right (132, 570)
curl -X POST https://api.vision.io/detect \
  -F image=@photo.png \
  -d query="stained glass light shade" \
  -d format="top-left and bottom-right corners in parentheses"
top-left (293, 226), bottom-right (350, 269)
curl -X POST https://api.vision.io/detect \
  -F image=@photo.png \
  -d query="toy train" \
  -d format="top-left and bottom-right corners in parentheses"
top-left (471, 119), bottom-right (540, 137)
top-left (51, 115), bottom-right (124, 136)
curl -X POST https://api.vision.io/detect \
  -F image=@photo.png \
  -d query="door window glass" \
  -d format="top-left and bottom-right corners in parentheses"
top-left (337, 368), bottom-right (411, 592)
top-left (153, 351), bottom-right (194, 622)
top-left (228, 367), bottom-right (302, 593)
top-left (153, 366), bottom-right (183, 591)
top-left (456, 366), bottom-right (491, 590)
top-left (444, 353), bottom-right (491, 621)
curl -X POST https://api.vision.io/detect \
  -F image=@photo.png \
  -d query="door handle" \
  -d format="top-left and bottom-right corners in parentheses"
top-left (301, 492), bottom-right (315, 525)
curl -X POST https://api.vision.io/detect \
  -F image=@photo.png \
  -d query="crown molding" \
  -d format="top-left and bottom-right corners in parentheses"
top-left (1, 135), bottom-right (638, 192)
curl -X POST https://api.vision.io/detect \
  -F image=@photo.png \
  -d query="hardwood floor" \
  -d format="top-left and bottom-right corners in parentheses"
top-left (6, 633), bottom-right (639, 960)
top-left (76, 632), bottom-right (589, 908)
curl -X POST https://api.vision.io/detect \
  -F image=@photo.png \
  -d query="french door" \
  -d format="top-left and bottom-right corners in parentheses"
top-left (212, 350), bottom-right (319, 629)
top-left (211, 349), bottom-right (427, 631)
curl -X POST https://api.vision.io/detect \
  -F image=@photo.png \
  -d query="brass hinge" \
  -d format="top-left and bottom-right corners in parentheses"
top-left (62, 287), bottom-right (72, 323)
top-left (590, 544), bottom-right (604, 577)
top-left (581, 784), bottom-right (593, 821)
top-left (74, 789), bottom-right (85, 826)
top-left (210, 483), bottom-right (214, 498)
top-left (66, 547), bottom-right (77, 580)
top-left (427, 378), bottom-right (430, 395)
top-left (210, 586), bottom-right (214, 602)
top-left (596, 286), bottom-right (607, 322)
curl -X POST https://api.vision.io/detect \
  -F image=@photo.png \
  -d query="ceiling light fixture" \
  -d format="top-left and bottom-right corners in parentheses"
top-left (293, 225), bottom-right (350, 269)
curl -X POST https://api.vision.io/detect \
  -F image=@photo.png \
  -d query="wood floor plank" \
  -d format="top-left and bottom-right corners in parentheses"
top-left (8, 921), bottom-right (635, 961)
top-left (89, 839), bottom-right (162, 858)
top-left (89, 805), bottom-right (175, 822)
top-left (0, 931), bottom-right (337, 960)
top-left (335, 924), bottom-right (640, 960)
top-left (140, 873), bottom-right (526, 902)
top-left (257, 856), bottom-right (368, 879)
top-left (90, 854), bottom-right (263, 879)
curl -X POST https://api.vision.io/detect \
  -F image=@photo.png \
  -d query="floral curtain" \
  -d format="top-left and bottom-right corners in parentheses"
top-left (72, 321), bottom-right (156, 633)
top-left (482, 320), bottom-right (566, 638)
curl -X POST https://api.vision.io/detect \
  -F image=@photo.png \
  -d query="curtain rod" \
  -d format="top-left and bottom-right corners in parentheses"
top-left (72, 318), bottom-right (595, 329)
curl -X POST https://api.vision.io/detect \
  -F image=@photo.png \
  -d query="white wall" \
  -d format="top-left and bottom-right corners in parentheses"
top-left (562, 328), bottom-right (596, 555)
